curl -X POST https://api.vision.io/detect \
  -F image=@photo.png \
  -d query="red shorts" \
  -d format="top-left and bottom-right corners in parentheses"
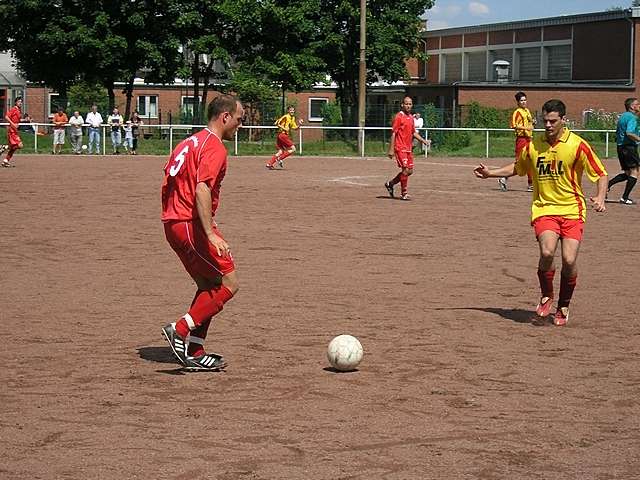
top-left (533, 216), bottom-right (584, 241)
top-left (276, 132), bottom-right (294, 150)
top-left (8, 130), bottom-right (21, 148)
top-left (515, 136), bottom-right (530, 157)
top-left (395, 150), bottom-right (414, 169)
top-left (164, 220), bottom-right (235, 278)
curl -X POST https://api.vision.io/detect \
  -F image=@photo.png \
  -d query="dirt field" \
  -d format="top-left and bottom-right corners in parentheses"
top-left (1, 153), bottom-right (639, 479)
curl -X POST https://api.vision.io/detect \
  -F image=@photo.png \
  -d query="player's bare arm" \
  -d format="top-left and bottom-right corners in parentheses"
top-left (589, 176), bottom-right (608, 212)
top-left (626, 132), bottom-right (640, 143)
top-left (413, 131), bottom-right (431, 146)
top-left (474, 162), bottom-right (517, 179)
top-left (5, 114), bottom-right (17, 130)
top-left (195, 182), bottom-right (230, 257)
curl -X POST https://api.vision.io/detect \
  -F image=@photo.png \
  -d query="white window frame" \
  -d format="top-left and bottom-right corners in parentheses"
top-left (308, 97), bottom-right (329, 122)
top-left (137, 95), bottom-right (158, 119)
top-left (181, 96), bottom-right (202, 116)
top-left (48, 93), bottom-right (60, 118)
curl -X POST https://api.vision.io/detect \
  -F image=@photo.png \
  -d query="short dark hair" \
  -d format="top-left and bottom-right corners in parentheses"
top-left (515, 91), bottom-right (526, 102)
top-left (624, 97), bottom-right (637, 111)
top-left (542, 99), bottom-right (566, 117)
top-left (14, 96), bottom-right (22, 104)
top-left (207, 94), bottom-right (239, 121)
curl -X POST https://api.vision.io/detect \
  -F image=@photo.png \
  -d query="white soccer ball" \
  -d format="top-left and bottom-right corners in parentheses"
top-left (81, 144), bottom-right (88, 151)
top-left (327, 334), bottom-right (363, 371)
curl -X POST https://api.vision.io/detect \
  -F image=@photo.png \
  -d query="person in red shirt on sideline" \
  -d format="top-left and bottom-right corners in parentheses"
top-left (160, 94), bottom-right (244, 371)
top-left (384, 96), bottom-right (430, 200)
top-left (2, 96), bottom-right (24, 167)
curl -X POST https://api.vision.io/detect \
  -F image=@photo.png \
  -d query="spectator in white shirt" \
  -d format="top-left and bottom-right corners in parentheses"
top-left (413, 112), bottom-right (425, 151)
top-left (68, 111), bottom-right (84, 154)
top-left (85, 105), bottom-right (103, 154)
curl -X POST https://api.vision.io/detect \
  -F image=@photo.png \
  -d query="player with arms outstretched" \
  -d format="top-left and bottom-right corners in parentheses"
top-left (161, 94), bottom-right (244, 371)
top-left (384, 96), bottom-right (430, 200)
top-left (266, 105), bottom-right (303, 170)
top-left (2, 96), bottom-right (24, 167)
top-left (474, 99), bottom-right (607, 326)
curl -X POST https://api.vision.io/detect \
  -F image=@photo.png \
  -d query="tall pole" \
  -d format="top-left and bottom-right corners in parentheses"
top-left (358, 0), bottom-right (366, 157)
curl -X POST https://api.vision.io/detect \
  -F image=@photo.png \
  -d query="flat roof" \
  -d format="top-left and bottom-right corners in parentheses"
top-left (424, 9), bottom-right (630, 37)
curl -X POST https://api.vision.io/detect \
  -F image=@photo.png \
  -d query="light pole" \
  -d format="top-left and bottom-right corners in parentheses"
top-left (358, 0), bottom-right (366, 156)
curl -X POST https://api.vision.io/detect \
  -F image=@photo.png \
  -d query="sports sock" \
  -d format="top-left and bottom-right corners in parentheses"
top-left (608, 173), bottom-right (628, 189)
top-left (279, 150), bottom-right (293, 161)
top-left (622, 175), bottom-right (637, 200)
top-left (526, 171), bottom-right (532, 186)
top-left (557, 274), bottom-right (577, 308)
top-left (537, 269), bottom-right (555, 298)
top-left (175, 285), bottom-right (235, 339)
top-left (400, 174), bottom-right (408, 194)
top-left (6, 148), bottom-right (16, 161)
top-left (389, 172), bottom-right (402, 186)
top-left (187, 327), bottom-right (208, 357)
top-left (267, 155), bottom-right (277, 166)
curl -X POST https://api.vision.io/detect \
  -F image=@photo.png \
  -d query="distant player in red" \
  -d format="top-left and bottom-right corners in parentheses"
top-left (2, 96), bottom-right (24, 167)
top-left (384, 96), bottom-right (430, 200)
top-left (161, 94), bottom-right (244, 371)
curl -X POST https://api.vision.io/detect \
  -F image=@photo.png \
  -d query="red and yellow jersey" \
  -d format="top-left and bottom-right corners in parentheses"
top-left (516, 128), bottom-right (607, 223)
top-left (161, 128), bottom-right (227, 222)
top-left (6, 106), bottom-right (21, 131)
top-left (275, 113), bottom-right (299, 135)
top-left (391, 111), bottom-right (415, 153)
top-left (511, 107), bottom-right (533, 138)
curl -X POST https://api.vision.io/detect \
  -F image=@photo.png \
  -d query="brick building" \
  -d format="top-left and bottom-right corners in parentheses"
top-left (405, 8), bottom-right (640, 124)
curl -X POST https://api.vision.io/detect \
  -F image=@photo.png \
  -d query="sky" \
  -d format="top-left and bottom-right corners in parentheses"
top-left (425, 0), bottom-right (628, 30)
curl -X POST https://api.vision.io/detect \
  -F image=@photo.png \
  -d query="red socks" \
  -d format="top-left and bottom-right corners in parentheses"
top-left (558, 274), bottom-right (577, 308)
top-left (537, 269), bottom-right (555, 298)
top-left (399, 174), bottom-right (408, 194)
top-left (174, 285), bottom-right (235, 354)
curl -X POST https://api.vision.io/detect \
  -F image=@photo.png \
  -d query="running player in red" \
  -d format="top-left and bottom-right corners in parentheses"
top-left (474, 99), bottom-right (607, 326)
top-left (161, 94), bottom-right (244, 371)
top-left (266, 105), bottom-right (303, 170)
top-left (384, 96), bottom-right (430, 200)
top-left (2, 96), bottom-right (24, 167)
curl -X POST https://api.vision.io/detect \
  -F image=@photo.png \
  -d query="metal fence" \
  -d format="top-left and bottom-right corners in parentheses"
top-left (3, 123), bottom-right (617, 158)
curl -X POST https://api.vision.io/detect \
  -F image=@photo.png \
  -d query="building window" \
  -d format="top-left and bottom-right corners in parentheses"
top-left (545, 45), bottom-right (571, 81)
top-left (48, 93), bottom-right (62, 118)
top-left (181, 96), bottom-right (202, 117)
top-left (517, 47), bottom-right (541, 81)
top-left (308, 97), bottom-right (329, 121)
top-left (466, 51), bottom-right (487, 81)
top-left (443, 53), bottom-right (462, 83)
top-left (137, 95), bottom-right (158, 118)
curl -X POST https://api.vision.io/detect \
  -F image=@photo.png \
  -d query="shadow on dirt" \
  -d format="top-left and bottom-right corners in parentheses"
top-left (435, 306), bottom-right (551, 326)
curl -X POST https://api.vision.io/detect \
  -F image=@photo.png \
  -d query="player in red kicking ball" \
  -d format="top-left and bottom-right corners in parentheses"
top-left (161, 94), bottom-right (244, 371)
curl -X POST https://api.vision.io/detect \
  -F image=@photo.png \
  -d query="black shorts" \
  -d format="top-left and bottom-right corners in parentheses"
top-left (617, 144), bottom-right (640, 170)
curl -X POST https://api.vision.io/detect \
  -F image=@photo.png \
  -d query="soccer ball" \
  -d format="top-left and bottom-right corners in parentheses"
top-left (327, 334), bottom-right (363, 371)
top-left (81, 145), bottom-right (88, 152)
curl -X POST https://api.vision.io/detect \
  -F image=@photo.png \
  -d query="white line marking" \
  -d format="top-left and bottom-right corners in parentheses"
top-left (329, 175), bottom-right (380, 186)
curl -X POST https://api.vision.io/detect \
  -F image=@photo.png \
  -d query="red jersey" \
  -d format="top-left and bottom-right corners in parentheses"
top-left (391, 111), bottom-right (415, 153)
top-left (161, 128), bottom-right (227, 222)
top-left (6, 106), bottom-right (21, 132)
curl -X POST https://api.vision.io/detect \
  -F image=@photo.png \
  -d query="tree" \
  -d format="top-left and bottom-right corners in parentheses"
top-left (0, 0), bottom-right (181, 117)
top-left (225, 0), bottom-right (328, 112)
top-left (317, 0), bottom-right (434, 125)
